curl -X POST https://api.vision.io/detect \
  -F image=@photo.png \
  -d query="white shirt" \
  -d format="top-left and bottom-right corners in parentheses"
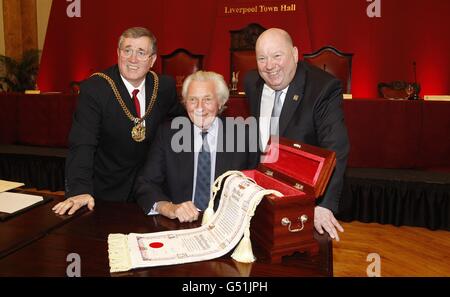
top-left (120, 75), bottom-right (146, 125)
top-left (147, 118), bottom-right (219, 215)
top-left (259, 84), bottom-right (289, 151)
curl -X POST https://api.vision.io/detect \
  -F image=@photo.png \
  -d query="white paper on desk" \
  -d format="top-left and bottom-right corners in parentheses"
top-left (0, 180), bottom-right (25, 193)
top-left (108, 172), bottom-right (278, 272)
top-left (0, 192), bottom-right (43, 213)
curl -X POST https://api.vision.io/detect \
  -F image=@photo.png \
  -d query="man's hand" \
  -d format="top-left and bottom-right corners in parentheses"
top-left (52, 194), bottom-right (95, 215)
top-left (157, 201), bottom-right (199, 223)
top-left (314, 206), bottom-right (344, 241)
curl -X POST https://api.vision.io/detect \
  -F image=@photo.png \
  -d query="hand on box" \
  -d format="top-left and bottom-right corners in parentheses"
top-left (314, 206), bottom-right (344, 241)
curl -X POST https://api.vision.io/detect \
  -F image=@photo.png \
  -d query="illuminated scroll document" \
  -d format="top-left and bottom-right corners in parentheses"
top-left (108, 171), bottom-right (281, 273)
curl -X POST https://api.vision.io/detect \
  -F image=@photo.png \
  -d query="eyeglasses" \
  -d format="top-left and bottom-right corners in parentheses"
top-left (185, 97), bottom-right (215, 106)
top-left (119, 48), bottom-right (153, 61)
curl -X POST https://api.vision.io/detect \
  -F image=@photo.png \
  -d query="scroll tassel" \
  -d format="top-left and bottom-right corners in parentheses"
top-left (201, 204), bottom-right (215, 225)
top-left (231, 189), bottom-right (283, 263)
top-left (231, 223), bottom-right (255, 263)
top-left (202, 170), bottom-right (246, 225)
top-left (108, 233), bottom-right (132, 272)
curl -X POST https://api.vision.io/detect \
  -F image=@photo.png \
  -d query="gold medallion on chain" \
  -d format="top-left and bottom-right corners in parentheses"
top-left (131, 122), bottom-right (146, 142)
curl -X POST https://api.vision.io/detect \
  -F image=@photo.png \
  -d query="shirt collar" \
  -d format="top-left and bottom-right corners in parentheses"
top-left (193, 117), bottom-right (218, 138)
top-left (120, 75), bottom-right (146, 96)
top-left (263, 84), bottom-right (289, 96)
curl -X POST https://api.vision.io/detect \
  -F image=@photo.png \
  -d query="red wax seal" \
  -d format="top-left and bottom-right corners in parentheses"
top-left (149, 242), bottom-right (164, 248)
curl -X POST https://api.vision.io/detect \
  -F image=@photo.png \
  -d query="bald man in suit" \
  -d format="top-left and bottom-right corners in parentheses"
top-left (245, 28), bottom-right (350, 241)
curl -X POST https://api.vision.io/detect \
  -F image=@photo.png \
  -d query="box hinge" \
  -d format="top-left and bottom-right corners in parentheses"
top-left (294, 183), bottom-right (304, 191)
top-left (265, 170), bottom-right (274, 177)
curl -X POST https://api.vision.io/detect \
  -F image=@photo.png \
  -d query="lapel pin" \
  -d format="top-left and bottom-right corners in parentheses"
top-left (293, 95), bottom-right (299, 101)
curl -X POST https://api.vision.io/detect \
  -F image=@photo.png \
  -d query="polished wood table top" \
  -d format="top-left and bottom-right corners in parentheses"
top-left (0, 197), bottom-right (332, 277)
top-left (0, 192), bottom-right (84, 259)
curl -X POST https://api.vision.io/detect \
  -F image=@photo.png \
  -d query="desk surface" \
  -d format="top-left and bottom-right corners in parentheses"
top-left (0, 197), bottom-right (332, 277)
top-left (0, 192), bottom-right (82, 259)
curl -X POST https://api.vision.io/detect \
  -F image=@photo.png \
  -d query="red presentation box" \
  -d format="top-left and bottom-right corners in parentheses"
top-left (243, 137), bottom-right (336, 263)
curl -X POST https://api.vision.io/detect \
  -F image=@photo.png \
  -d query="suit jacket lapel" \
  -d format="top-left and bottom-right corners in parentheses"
top-left (112, 66), bottom-right (137, 117)
top-left (177, 122), bottom-right (195, 198)
top-left (252, 78), bottom-right (265, 119)
top-left (144, 71), bottom-right (157, 111)
top-left (279, 63), bottom-right (306, 136)
top-left (214, 117), bottom-right (226, 179)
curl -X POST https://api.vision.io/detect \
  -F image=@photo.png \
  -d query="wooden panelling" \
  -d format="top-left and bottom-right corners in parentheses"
top-left (2, 0), bottom-right (37, 60)
top-left (20, 0), bottom-right (37, 52)
top-left (3, 0), bottom-right (22, 60)
top-left (0, 0), bottom-right (5, 55)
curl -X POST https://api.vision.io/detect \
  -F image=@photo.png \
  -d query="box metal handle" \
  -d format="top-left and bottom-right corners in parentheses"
top-left (281, 215), bottom-right (308, 232)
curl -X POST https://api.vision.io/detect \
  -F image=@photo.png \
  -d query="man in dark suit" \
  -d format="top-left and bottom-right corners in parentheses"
top-left (53, 27), bottom-right (181, 215)
top-left (134, 71), bottom-right (258, 222)
top-left (245, 28), bottom-right (350, 241)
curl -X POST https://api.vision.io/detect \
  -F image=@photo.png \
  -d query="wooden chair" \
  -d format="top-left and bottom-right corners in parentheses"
top-left (378, 81), bottom-right (420, 100)
top-left (229, 23), bottom-right (266, 94)
top-left (161, 48), bottom-right (204, 96)
top-left (303, 46), bottom-right (353, 94)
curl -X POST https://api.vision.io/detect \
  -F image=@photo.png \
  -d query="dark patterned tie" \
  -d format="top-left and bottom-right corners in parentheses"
top-left (270, 90), bottom-right (283, 135)
top-left (132, 89), bottom-right (140, 117)
top-left (194, 131), bottom-right (211, 210)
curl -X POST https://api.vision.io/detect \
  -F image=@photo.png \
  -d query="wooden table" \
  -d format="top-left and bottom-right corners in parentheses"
top-left (0, 192), bottom-right (83, 259)
top-left (0, 196), bottom-right (332, 277)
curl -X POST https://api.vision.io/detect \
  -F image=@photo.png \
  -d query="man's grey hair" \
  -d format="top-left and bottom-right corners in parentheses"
top-left (181, 70), bottom-right (229, 111)
top-left (118, 27), bottom-right (157, 54)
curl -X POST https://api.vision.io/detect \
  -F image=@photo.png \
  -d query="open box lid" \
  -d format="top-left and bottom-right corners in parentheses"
top-left (259, 137), bottom-right (336, 199)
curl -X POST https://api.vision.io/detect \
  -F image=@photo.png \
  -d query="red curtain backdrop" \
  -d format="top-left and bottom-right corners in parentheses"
top-left (37, 0), bottom-right (450, 98)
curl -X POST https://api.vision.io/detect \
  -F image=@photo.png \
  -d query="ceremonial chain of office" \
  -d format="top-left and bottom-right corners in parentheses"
top-left (92, 71), bottom-right (159, 142)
